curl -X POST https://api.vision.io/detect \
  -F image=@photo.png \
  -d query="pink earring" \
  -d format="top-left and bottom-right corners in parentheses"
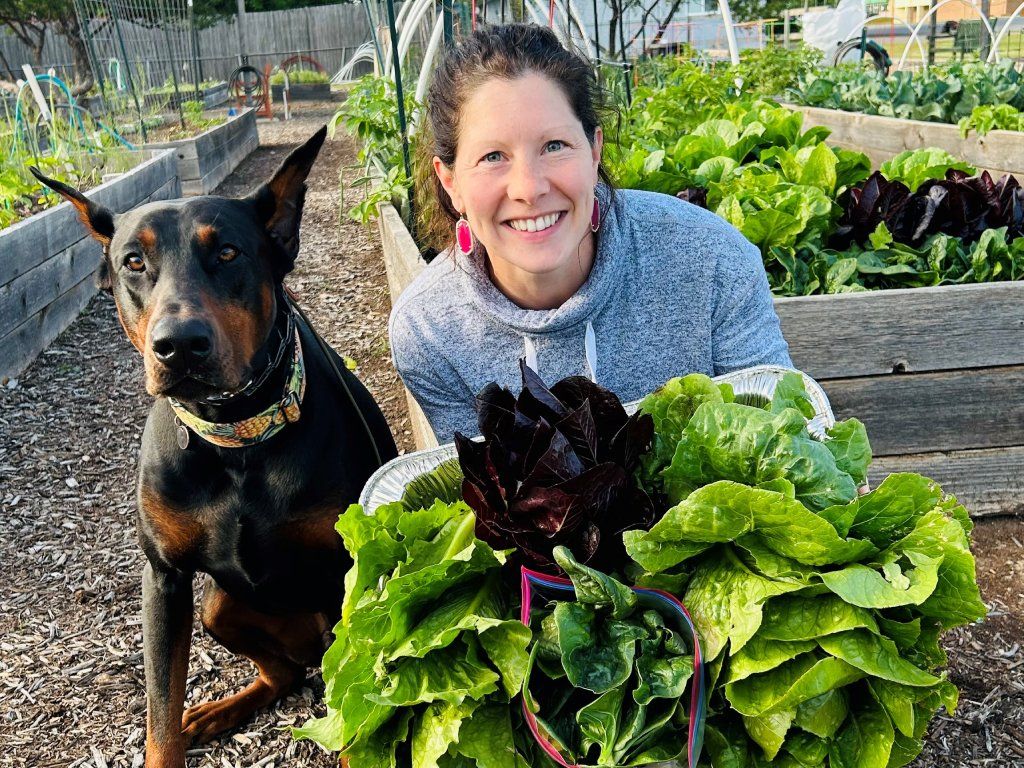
top-left (590, 196), bottom-right (600, 233)
top-left (455, 216), bottom-right (474, 255)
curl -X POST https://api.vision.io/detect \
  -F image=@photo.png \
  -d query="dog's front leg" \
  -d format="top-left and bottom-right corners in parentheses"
top-left (143, 561), bottom-right (194, 768)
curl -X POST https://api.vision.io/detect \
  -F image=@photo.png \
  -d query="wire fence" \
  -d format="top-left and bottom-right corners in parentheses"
top-left (0, 1), bottom-right (377, 85)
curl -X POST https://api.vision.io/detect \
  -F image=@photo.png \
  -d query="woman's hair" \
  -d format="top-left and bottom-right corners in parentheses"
top-left (418, 23), bottom-right (614, 253)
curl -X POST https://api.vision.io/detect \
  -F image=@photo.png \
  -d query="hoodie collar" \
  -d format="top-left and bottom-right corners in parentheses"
top-left (457, 184), bottom-right (623, 335)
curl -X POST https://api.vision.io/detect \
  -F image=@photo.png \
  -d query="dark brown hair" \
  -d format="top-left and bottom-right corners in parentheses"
top-left (418, 23), bottom-right (614, 253)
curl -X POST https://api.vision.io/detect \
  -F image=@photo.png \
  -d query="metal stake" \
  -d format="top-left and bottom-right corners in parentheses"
top-left (385, 0), bottom-right (414, 224)
top-left (361, 0), bottom-right (384, 71)
top-left (188, 0), bottom-right (201, 99)
top-left (161, 5), bottom-right (186, 129)
top-left (443, 0), bottom-right (454, 45)
top-left (107, 0), bottom-right (148, 142)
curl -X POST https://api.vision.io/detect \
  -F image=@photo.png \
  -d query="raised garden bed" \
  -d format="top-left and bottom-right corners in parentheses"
top-left (143, 107), bottom-right (258, 196)
top-left (377, 199), bottom-right (1024, 517)
top-left (144, 82), bottom-right (230, 112)
top-left (0, 148), bottom-right (179, 381)
top-left (272, 82), bottom-right (331, 101)
top-left (789, 104), bottom-right (1024, 179)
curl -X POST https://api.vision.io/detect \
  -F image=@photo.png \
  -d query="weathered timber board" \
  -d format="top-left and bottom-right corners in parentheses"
top-left (790, 105), bottom-right (1024, 178)
top-left (379, 204), bottom-right (425, 305)
top-left (774, 282), bottom-right (1024, 379)
top-left (378, 203), bottom-right (438, 450)
top-left (870, 445), bottom-right (1024, 518)
top-left (822, 365), bottom-right (1023, 456)
top-left (0, 274), bottom-right (96, 380)
top-left (144, 108), bottom-right (258, 196)
top-left (0, 237), bottom-right (99, 339)
top-left (0, 150), bottom-right (178, 288)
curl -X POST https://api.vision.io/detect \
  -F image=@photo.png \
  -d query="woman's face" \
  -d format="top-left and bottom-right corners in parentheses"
top-left (434, 72), bottom-right (602, 288)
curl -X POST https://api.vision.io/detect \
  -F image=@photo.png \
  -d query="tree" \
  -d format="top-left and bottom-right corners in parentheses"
top-left (726, 0), bottom-right (794, 24)
top-left (0, 0), bottom-right (95, 94)
top-left (190, 0), bottom-right (349, 26)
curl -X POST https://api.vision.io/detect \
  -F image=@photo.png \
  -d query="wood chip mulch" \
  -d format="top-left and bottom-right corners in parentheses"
top-left (1, 101), bottom-right (1021, 768)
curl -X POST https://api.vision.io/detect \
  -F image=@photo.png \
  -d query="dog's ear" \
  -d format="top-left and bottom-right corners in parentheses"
top-left (248, 125), bottom-right (327, 277)
top-left (31, 167), bottom-right (116, 293)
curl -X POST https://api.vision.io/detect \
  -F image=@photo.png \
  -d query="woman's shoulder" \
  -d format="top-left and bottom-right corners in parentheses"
top-left (616, 188), bottom-right (740, 233)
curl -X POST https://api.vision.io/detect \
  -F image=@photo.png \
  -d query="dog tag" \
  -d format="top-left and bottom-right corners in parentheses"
top-left (175, 419), bottom-right (190, 450)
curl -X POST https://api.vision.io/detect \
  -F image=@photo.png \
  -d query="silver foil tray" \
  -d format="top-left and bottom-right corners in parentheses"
top-left (359, 365), bottom-right (836, 515)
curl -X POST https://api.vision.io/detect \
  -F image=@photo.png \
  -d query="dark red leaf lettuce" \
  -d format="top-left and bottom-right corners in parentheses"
top-left (455, 361), bottom-right (655, 573)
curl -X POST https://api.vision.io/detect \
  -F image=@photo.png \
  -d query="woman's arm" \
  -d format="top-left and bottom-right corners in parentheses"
top-left (710, 234), bottom-right (793, 374)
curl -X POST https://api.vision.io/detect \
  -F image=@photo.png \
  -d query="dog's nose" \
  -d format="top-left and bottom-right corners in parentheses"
top-left (151, 318), bottom-right (214, 371)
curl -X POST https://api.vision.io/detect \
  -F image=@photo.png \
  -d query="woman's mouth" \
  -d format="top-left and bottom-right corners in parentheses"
top-left (503, 211), bottom-right (566, 234)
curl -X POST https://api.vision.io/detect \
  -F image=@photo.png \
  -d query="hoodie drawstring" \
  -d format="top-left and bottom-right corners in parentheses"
top-left (523, 335), bottom-right (538, 375)
top-left (522, 321), bottom-right (597, 384)
top-left (584, 321), bottom-right (597, 383)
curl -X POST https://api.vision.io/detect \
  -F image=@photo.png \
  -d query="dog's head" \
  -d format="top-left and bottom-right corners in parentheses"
top-left (33, 126), bottom-right (327, 401)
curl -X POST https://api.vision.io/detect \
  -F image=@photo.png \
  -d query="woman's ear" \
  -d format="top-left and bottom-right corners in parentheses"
top-left (433, 156), bottom-right (463, 213)
top-left (591, 127), bottom-right (603, 174)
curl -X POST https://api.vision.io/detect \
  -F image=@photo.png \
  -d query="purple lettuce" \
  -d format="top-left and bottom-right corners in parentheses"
top-left (455, 361), bottom-right (655, 573)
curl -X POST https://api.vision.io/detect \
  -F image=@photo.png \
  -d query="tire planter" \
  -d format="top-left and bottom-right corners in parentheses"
top-left (787, 104), bottom-right (1024, 179)
top-left (143, 107), bottom-right (259, 196)
top-left (377, 201), bottom-right (1024, 517)
top-left (271, 82), bottom-right (332, 101)
top-left (0, 148), bottom-right (180, 381)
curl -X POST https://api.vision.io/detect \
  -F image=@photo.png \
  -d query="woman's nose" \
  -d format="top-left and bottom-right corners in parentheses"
top-left (506, 158), bottom-right (550, 203)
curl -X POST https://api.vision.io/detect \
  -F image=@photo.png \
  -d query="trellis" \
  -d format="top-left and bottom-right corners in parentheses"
top-left (74, 0), bottom-right (202, 139)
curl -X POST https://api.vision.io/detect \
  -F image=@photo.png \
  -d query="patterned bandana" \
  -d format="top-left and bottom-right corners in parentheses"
top-left (169, 326), bottom-right (305, 448)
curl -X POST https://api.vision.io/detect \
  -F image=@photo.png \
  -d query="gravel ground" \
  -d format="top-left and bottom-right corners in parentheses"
top-left (1, 100), bottom-right (1022, 768)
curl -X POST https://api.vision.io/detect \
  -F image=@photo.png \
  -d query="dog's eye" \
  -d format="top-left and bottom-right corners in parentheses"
top-left (124, 254), bottom-right (146, 272)
top-left (219, 245), bottom-right (239, 263)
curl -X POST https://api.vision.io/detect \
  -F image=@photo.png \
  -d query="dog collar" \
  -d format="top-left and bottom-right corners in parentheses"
top-left (169, 326), bottom-right (306, 449)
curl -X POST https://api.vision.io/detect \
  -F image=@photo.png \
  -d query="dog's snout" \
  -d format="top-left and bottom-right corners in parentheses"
top-left (151, 317), bottom-right (214, 371)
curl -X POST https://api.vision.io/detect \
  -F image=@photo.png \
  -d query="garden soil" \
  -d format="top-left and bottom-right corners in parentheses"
top-left (0, 103), bottom-right (1021, 768)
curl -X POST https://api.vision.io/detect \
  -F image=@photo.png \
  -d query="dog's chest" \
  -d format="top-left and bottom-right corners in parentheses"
top-left (141, 461), bottom-right (346, 607)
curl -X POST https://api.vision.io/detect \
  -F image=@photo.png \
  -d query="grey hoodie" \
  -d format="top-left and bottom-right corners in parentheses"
top-left (389, 187), bottom-right (792, 443)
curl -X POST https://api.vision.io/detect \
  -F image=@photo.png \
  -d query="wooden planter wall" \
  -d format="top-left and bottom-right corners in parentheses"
top-left (378, 203), bottom-right (439, 451)
top-left (378, 200), bottom-right (1022, 518)
top-left (144, 107), bottom-right (259, 196)
top-left (776, 285), bottom-right (1023, 518)
top-left (0, 149), bottom-right (180, 381)
top-left (789, 105), bottom-right (1024, 180)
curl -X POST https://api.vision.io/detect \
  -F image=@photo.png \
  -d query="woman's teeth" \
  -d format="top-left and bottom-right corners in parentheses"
top-left (508, 213), bottom-right (560, 232)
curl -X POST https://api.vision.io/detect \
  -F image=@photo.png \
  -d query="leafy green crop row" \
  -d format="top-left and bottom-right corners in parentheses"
top-left (790, 60), bottom-right (1024, 127)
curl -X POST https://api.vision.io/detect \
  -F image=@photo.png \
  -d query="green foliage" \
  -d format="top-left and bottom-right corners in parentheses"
top-left (608, 99), bottom-right (872, 277)
top-left (732, 45), bottom-right (823, 99)
top-left (777, 226), bottom-right (1024, 295)
top-left (270, 69), bottom-right (331, 85)
top-left (520, 547), bottom-right (695, 766)
top-left (626, 373), bottom-right (985, 768)
top-left (0, 96), bottom-right (138, 230)
top-left (878, 148), bottom-right (975, 193)
top-left (294, 500), bottom-right (533, 766)
top-left (331, 75), bottom-right (415, 224)
top-left (958, 103), bottom-right (1024, 137)
top-left (791, 60), bottom-right (1024, 126)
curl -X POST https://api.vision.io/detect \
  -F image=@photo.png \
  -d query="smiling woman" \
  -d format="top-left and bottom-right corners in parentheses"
top-left (388, 24), bottom-right (793, 444)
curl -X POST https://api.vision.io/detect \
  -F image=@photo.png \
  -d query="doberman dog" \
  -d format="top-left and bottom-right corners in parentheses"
top-left (32, 127), bottom-right (398, 767)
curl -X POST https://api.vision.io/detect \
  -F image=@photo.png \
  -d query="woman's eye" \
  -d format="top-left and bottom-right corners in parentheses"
top-left (219, 245), bottom-right (240, 263)
top-left (124, 253), bottom-right (146, 272)
top-left (545, 140), bottom-right (566, 152)
top-left (482, 151), bottom-right (503, 163)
